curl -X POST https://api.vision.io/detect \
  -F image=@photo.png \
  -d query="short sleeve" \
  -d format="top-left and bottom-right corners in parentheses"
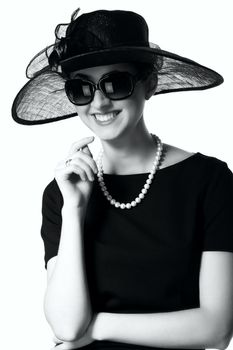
top-left (202, 161), bottom-right (233, 252)
top-left (40, 179), bottom-right (63, 269)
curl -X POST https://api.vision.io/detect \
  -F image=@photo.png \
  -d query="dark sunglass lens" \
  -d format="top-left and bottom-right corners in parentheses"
top-left (65, 79), bottom-right (93, 105)
top-left (101, 73), bottom-right (133, 100)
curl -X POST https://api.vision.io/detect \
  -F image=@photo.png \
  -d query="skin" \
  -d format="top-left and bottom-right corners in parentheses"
top-left (69, 62), bottom-right (159, 176)
top-left (54, 62), bottom-right (161, 209)
top-left (49, 63), bottom-right (233, 349)
top-left (49, 62), bottom-right (160, 347)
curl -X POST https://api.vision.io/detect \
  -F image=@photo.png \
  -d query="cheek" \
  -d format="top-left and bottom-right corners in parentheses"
top-left (74, 106), bottom-right (90, 121)
top-left (74, 107), bottom-right (96, 130)
top-left (125, 92), bottom-right (146, 116)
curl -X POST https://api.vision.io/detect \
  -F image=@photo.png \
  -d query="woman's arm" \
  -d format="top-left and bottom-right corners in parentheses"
top-left (44, 204), bottom-right (92, 342)
top-left (93, 252), bottom-right (233, 349)
top-left (43, 137), bottom-right (97, 343)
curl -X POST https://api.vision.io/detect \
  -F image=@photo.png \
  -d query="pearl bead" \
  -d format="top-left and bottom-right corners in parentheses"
top-left (97, 134), bottom-right (163, 209)
top-left (152, 162), bottom-right (157, 168)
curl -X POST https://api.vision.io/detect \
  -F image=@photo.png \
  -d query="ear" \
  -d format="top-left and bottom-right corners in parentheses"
top-left (145, 74), bottom-right (158, 100)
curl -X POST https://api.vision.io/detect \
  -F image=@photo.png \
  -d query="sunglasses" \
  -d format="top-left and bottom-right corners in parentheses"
top-left (64, 71), bottom-right (148, 106)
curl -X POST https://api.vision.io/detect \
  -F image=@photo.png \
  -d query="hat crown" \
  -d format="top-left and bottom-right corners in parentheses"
top-left (65, 10), bottom-right (149, 55)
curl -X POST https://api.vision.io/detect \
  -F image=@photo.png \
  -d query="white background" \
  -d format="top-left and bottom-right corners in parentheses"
top-left (1, 0), bottom-right (232, 349)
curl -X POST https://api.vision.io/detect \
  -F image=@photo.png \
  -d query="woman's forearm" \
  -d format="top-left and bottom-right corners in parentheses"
top-left (95, 308), bottom-right (228, 350)
top-left (44, 204), bottom-right (92, 342)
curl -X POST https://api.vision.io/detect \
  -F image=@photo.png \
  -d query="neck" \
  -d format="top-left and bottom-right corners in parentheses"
top-left (99, 122), bottom-right (159, 175)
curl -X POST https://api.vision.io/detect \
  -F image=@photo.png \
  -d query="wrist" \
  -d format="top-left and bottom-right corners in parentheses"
top-left (61, 203), bottom-right (87, 224)
top-left (62, 201), bottom-right (87, 213)
top-left (92, 312), bottom-right (110, 341)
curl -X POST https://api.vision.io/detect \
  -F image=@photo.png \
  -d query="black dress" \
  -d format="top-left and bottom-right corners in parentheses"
top-left (40, 152), bottom-right (233, 350)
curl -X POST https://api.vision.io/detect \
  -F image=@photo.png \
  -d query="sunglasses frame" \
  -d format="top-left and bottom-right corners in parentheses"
top-left (64, 70), bottom-right (149, 106)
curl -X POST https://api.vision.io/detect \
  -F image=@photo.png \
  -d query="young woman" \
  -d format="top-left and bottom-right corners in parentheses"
top-left (12, 8), bottom-right (233, 350)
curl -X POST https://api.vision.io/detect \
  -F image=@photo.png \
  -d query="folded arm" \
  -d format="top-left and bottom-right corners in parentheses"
top-left (44, 205), bottom-right (93, 342)
top-left (93, 252), bottom-right (233, 349)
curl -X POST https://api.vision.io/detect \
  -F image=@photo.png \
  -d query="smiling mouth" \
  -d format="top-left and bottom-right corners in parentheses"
top-left (93, 111), bottom-right (121, 122)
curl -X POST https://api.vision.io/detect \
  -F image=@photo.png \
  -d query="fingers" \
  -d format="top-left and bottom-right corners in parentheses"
top-left (81, 145), bottom-right (93, 157)
top-left (68, 161), bottom-right (95, 182)
top-left (56, 156), bottom-right (96, 182)
top-left (55, 136), bottom-right (98, 183)
top-left (71, 151), bottom-right (98, 175)
top-left (65, 136), bottom-right (98, 181)
top-left (56, 163), bottom-right (93, 182)
top-left (68, 136), bottom-right (95, 157)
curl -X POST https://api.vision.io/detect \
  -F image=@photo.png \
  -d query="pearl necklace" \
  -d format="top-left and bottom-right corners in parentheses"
top-left (96, 134), bottom-right (163, 209)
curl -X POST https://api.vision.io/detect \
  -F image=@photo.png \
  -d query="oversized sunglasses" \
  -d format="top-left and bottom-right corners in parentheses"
top-left (64, 71), bottom-right (148, 106)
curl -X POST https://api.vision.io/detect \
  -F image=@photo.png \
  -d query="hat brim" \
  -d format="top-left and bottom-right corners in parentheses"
top-left (12, 44), bottom-right (223, 125)
top-left (12, 71), bottom-right (77, 125)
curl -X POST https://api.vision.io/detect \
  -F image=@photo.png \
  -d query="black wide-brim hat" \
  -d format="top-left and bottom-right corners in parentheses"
top-left (12, 8), bottom-right (224, 125)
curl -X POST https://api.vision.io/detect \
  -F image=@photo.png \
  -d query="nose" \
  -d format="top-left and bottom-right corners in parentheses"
top-left (91, 89), bottom-right (111, 109)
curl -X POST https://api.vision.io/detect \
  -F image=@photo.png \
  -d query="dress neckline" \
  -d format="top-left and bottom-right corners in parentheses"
top-left (102, 152), bottom-right (200, 177)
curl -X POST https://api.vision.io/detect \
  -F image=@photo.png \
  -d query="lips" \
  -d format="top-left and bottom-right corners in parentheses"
top-left (92, 111), bottom-right (121, 124)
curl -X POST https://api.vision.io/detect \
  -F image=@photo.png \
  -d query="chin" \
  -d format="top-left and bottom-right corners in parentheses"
top-left (95, 129), bottom-right (122, 141)
top-left (88, 121), bottom-right (127, 141)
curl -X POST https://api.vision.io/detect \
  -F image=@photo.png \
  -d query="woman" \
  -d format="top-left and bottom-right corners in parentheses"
top-left (12, 8), bottom-right (233, 350)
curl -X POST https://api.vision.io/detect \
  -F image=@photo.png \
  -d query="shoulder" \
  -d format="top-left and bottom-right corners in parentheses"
top-left (42, 178), bottom-right (63, 208)
top-left (161, 143), bottom-right (195, 169)
top-left (163, 143), bottom-right (231, 174)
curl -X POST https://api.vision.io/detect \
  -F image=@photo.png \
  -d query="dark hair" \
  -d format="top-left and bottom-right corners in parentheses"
top-left (130, 62), bottom-right (158, 91)
top-left (130, 62), bottom-right (157, 78)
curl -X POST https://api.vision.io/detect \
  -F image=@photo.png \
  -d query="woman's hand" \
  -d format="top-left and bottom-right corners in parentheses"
top-left (51, 313), bottom-right (99, 349)
top-left (55, 136), bottom-right (98, 208)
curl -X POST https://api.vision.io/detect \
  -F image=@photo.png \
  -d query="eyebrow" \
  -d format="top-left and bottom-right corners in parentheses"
top-left (72, 70), bottom-right (124, 79)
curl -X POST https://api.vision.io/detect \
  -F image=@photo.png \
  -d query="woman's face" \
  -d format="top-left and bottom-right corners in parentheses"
top-left (69, 62), bottom-right (154, 141)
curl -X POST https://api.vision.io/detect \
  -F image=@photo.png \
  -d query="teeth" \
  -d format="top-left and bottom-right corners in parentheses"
top-left (94, 112), bottom-right (119, 121)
